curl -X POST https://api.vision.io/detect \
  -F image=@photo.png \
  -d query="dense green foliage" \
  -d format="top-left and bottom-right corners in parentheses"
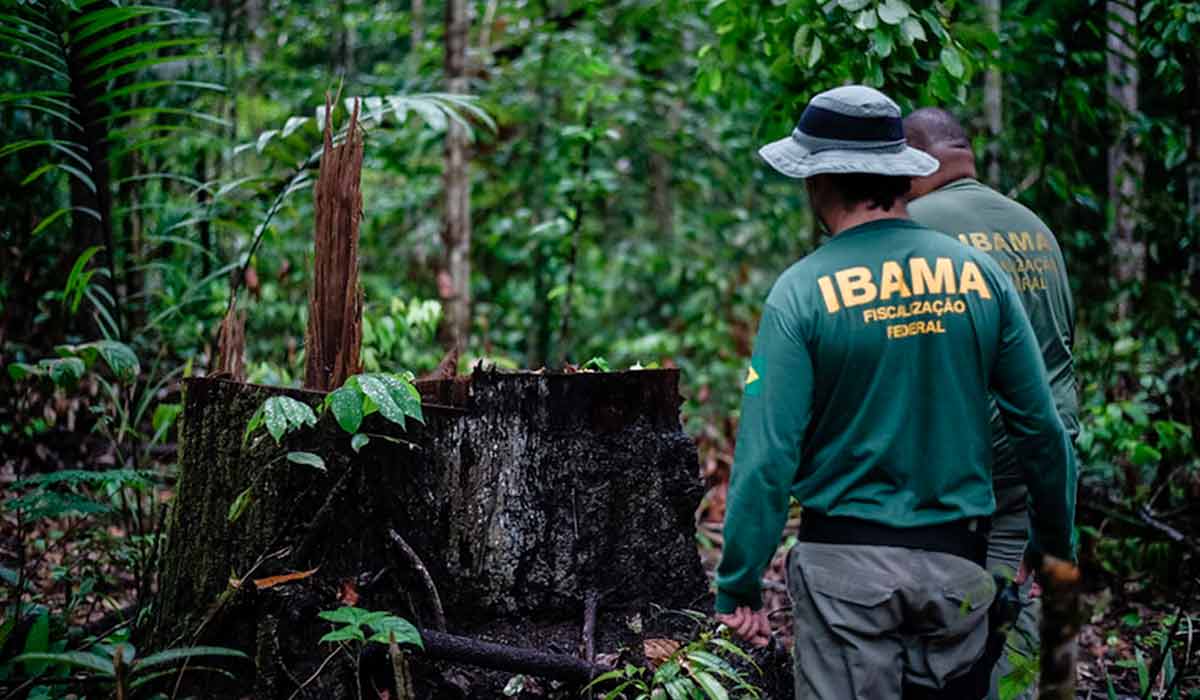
top-left (2, 0), bottom-right (1199, 696)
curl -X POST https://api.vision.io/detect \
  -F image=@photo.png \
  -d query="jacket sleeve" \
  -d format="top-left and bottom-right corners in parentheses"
top-left (989, 277), bottom-right (1078, 562)
top-left (715, 303), bottom-right (813, 613)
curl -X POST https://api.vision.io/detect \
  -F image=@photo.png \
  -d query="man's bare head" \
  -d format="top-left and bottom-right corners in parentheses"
top-left (903, 107), bottom-right (977, 199)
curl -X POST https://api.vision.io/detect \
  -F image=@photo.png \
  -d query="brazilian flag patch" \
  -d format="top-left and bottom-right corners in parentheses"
top-left (744, 361), bottom-right (762, 396)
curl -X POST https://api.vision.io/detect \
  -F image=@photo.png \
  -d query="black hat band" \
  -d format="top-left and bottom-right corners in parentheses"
top-left (797, 104), bottom-right (904, 143)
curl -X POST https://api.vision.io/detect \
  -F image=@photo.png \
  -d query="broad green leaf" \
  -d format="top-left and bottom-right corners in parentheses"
top-left (350, 433), bottom-right (370, 452)
top-left (854, 9), bottom-right (878, 31)
top-left (686, 650), bottom-right (736, 677)
top-left (277, 396), bottom-right (318, 430)
top-left (319, 607), bottom-right (368, 625)
top-left (1129, 443), bottom-right (1162, 466)
top-left (264, 398), bottom-right (287, 443)
top-left (1136, 648), bottom-right (1149, 693)
top-left (41, 357), bottom-right (85, 387)
top-left (15, 651), bottom-right (115, 677)
top-left (872, 29), bottom-right (894, 57)
top-left (877, 0), bottom-right (910, 24)
top-left (320, 626), bottom-right (365, 644)
top-left (60, 340), bottom-right (139, 382)
top-left (8, 362), bottom-right (40, 381)
top-left (900, 17), bottom-right (926, 43)
top-left (287, 451), bottom-right (326, 471)
top-left (377, 373), bottom-right (423, 424)
top-left (807, 37), bottom-right (823, 68)
top-left (837, 0), bottom-right (870, 10)
top-left (152, 403), bottom-right (182, 440)
top-left (664, 678), bottom-right (692, 700)
top-left (691, 670), bottom-right (729, 700)
top-left (329, 385), bottom-right (363, 433)
top-left (22, 611), bottom-right (50, 675)
top-left (791, 26), bottom-right (810, 59)
top-left (367, 616), bottom-right (423, 648)
top-left (359, 375), bottom-right (405, 428)
top-left (227, 486), bottom-right (253, 523)
top-left (244, 404), bottom-right (265, 447)
top-left (940, 45), bottom-right (964, 78)
top-left (133, 645), bottom-right (248, 672)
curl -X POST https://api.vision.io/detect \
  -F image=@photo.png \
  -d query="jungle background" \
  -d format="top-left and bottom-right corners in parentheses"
top-left (1, 0), bottom-right (1199, 697)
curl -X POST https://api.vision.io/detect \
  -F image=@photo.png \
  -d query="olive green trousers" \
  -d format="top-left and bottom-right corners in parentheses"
top-left (787, 542), bottom-right (995, 699)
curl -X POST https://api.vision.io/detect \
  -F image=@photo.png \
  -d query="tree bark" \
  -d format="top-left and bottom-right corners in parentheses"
top-left (150, 370), bottom-right (710, 697)
top-left (440, 0), bottom-right (472, 352)
top-left (983, 0), bottom-right (1003, 185)
top-left (1107, 0), bottom-right (1143, 314)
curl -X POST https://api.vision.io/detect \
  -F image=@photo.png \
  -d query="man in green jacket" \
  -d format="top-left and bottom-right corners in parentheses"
top-left (714, 85), bottom-right (1077, 699)
top-left (904, 107), bottom-right (1079, 700)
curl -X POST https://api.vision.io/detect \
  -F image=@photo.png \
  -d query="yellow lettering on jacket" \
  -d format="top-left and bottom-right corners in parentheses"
top-left (817, 276), bottom-right (841, 313)
top-left (835, 267), bottom-right (877, 308)
top-left (1036, 232), bottom-right (1051, 251)
top-left (910, 257), bottom-right (955, 295)
top-left (819, 258), bottom-right (992, 313)
top-left (878, 261), bottom-right (912, 300)
top-left (958, 261), bottom-right (992, 299)
top-left (1009, 232), bottom-right (1033, 252)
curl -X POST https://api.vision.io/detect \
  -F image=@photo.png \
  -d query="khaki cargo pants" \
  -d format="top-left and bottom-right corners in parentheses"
top-left (787, 542), bottom-right (995, 699)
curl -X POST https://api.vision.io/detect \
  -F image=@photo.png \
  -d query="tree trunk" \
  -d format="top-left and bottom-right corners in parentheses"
top-left (440, 0), bottom-right (472, 352)
top-left (983, 0), bottom-right (1002, 185)
top-left (411, 0), bottom-right (425, 47)
top-left (149, 370), bottom-right (711, 698)
top-left (1107, 0), bottom-right (1143, 314)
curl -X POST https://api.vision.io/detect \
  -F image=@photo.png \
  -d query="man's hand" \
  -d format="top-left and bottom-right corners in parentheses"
top-left (715, 606), bottom-right (770, 647)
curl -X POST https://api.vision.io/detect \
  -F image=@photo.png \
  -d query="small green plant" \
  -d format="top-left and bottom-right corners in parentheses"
top-left (12, 641), bottom-right (247, 698)
top-left (584, 631), bottom-right (761, 700)
top-left (315, 606), bottom-right (423, 700)
top-left (231, 372), bottom-right (424, 523)
top-left (317, 606), bottom-right (423, 648)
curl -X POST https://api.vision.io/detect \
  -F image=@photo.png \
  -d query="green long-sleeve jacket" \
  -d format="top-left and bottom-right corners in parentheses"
top-left (714, 218), bottom-right (1077, 614)
top-left (909, 178), bottom-right (1078, 501)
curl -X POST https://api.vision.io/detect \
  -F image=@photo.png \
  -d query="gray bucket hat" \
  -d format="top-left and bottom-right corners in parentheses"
top-left (759, 85), bottom-right (938, 179)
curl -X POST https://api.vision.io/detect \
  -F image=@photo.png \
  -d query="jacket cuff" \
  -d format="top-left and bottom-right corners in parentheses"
top-left (715, 588), bottom-right (762, 615)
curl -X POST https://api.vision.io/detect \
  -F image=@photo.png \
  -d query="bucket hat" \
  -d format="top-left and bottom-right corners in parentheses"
top-left (759, 85), bottom-right (938, 179)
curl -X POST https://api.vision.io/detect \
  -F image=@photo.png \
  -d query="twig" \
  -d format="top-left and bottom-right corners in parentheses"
top-left (286, 647), bottom-right (340, 700)
top-left (387, 528), bottom-right (446, 633)
top-left (582, 590), bottom-right (600, 665)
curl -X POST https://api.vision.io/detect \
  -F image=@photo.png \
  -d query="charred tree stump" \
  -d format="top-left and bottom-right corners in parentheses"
top-left (149, 369), bottom-right (710, 698)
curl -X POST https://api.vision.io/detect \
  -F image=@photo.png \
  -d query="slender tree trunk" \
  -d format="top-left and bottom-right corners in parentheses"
top-left (244, 0), bottom-right (263, 66)
top-left (412, 0), bottom-right (425, 46)
top-left (1107, 0), bottom-right (1143, 314)
top-left (983, 0), bottom-right (1002, 184)
top-left (440, 0), bottom-right (472, 351)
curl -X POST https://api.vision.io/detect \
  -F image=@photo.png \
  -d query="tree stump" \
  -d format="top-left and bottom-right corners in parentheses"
top-left (149, 368), bottom-right (710, 697)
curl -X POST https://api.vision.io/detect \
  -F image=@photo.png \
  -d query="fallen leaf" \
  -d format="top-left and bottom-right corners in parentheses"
top-left (643, 638), bottom-right (681, 668)
top-left (253, 568), bottom-right (319, 590)
top-left (339, 578), bottom-right (360, 606)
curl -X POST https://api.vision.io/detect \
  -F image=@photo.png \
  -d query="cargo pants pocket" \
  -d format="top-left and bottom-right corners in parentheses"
top-left (793, 560), bottom-right (903, 699)
top-left (917, 562), bottom-right (995, 685)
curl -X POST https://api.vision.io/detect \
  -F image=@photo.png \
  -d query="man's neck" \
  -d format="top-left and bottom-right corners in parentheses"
top-left (826, 202), bottom-right (909, 235)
